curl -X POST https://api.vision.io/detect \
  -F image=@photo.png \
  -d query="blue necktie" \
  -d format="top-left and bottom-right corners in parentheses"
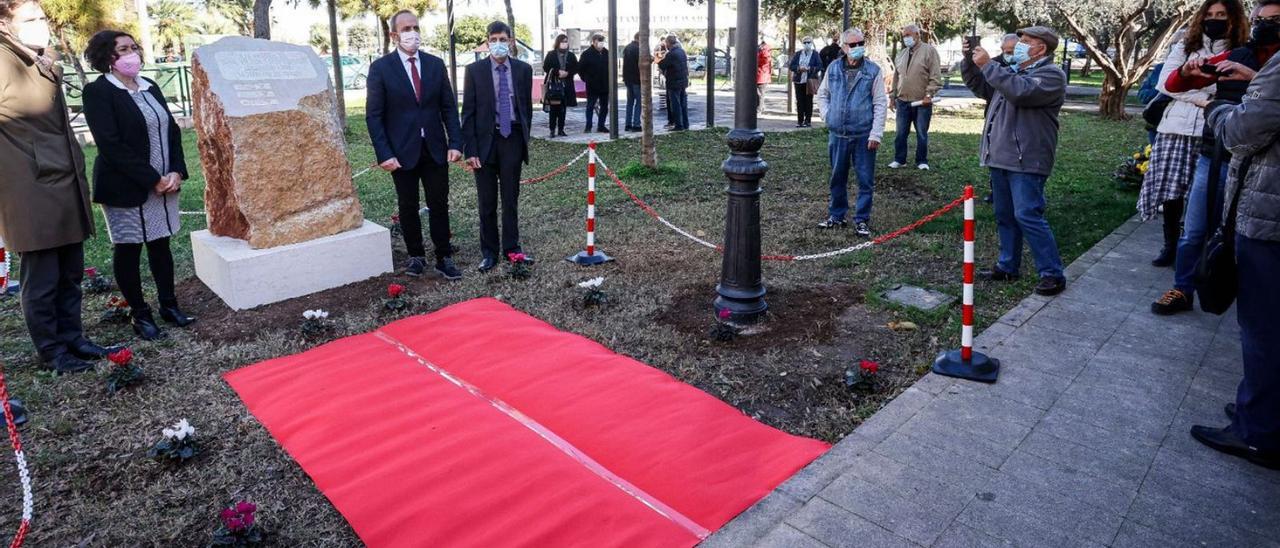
top-left (497, 64), bottom-right (512, 138)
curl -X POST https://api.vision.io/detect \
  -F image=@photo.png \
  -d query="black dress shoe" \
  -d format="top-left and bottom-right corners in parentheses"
top-left (978, 267), bottom-right (1020, 282)
top-left (435, 257), bottom-right (463, 280)
top-left (558, 130), bottom-right (568, 137)
top-left (1190, 425), bottom-right (1280, 470)
top-left (159, 304), bottom-right (196, 327)
top-left (1151, 246), bottom-right (1176, 267)
top-left (47, 354), bottom-right (93, 375)
top-left (1034, 276), bottom-right (1066, 296)
top-left (477, 257), bottom-right (498, 272)
top-left (1226, 403), bottom-right (1237, 421)
top-left (132, 310), bottom-right (167, 341)
top-left (69, 339), bottom-right (122, 360)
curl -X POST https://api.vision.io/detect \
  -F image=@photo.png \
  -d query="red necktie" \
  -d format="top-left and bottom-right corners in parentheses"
top-left (408, 56), bottom-right (422, 102)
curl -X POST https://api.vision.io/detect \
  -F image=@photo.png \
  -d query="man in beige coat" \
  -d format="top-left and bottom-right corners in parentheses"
top-left (0, 0), bottom-right (116, 374)
top-left (889, 23), bottom-right (942, 170)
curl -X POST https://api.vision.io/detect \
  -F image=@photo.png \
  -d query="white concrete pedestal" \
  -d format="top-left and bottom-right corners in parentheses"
top-left (192, 220), bottom-right (393, 310)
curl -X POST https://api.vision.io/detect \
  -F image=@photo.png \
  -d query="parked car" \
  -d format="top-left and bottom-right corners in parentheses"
top-left (688, 51), bottom-right (729, 78)
top-left (322, 55), bottom-right (370, 89)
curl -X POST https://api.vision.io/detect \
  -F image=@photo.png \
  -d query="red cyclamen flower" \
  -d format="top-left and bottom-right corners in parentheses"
top-left (507, 252), bottom-right (526, 263)
top-left (388, 283), bottom-right (405, 298)
top-left (859, 360), bottom-right (879, 374)
top-left (85, 267), bottom-right (98, 277)
top-left (107, 348), bottom-right (133, 366)
top-left (718, 309), bottom-right (732, 321)
top-left (391, 213), bottom-right (400, 223)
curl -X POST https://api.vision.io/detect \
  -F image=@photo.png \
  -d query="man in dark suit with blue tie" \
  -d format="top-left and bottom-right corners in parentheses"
top-left (462, 21), bottom-right (534, 272)
top-left (366, 9), bottom-right (464, 280)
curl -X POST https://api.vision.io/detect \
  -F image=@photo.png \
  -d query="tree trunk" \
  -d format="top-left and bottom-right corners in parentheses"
top-left (1098, 72), bottom-right (1130, 120)
top-left (504, 0), bottom-right (516, 54)
top-left (786, 12), bottom-right (795, 115)
top-left (56, 29), bottom-right (88, 88)
top-left (639, 0), bottom-right (657, 168)
top-left (327, 0), bottom-right (345, 128)
top-left (253, 0), bottom-right (271, 39)
top-left (380, 19), bottom-right (390, 54)
top-left (1080, 55), bottom-right (1092, 78)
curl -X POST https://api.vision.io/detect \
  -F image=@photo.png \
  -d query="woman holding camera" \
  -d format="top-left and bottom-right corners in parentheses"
top-left (1140, 0), bottom-right (1248, 273)
top-left (1146, 0), bottom-right (1250, 315)
top-left (541, 34), bottom-right (577, 138)
top-left (82, 29), bottom-right (195, 340)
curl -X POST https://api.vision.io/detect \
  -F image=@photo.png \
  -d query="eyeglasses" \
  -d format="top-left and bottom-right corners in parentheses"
top-left (1256, 14), bottom-right (1280, 24)
top-left (846, 41), bottom-right (865, 48)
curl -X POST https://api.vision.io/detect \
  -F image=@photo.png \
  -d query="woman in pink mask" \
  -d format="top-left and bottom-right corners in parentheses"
top-left (82, 30), bottom-right (193, 341)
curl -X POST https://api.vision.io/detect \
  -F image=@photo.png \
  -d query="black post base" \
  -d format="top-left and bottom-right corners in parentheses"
top-left (931, 349), bottom-right (1000, 383)
top-left (566, 250), bottom-right (614, 266)
top-left (5, 398), bottom-right (27, 427)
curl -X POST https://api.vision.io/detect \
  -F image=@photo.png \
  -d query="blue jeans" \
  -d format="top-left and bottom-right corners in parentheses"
top-left (990, 168), bottom-right (1065, 280)
top-left (1233, 235), bottom-right (1280, 452)
top-left (1173, 154), bottom-right (1229, 295)
top-left (667, 87), bottom-right (689, 129)
top-left (893, 99), bottom-right (932, 165)
top-left (585, 91), bottom-right (608, 129)
top-left (626, 84), bottom-right (641, 128)
top-left (828, 134), bottom-right (877, 222)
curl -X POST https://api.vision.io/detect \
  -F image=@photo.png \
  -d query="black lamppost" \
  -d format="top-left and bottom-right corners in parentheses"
top-left (706, 0), bottom-right (715, 128)
top-left (714, 0), bottom-right (767, 323)
top-left (608, 0), bottom-right (619, 139)
top-left (448, 0), bottom-right (457, 89)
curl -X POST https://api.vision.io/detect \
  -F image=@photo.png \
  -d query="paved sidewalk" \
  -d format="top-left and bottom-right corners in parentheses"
top-left (704, 217), bottom-right (1280, 547)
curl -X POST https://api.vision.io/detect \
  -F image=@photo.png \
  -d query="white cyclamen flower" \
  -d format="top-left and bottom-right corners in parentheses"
top-left (318, 310), bottom-right (329, 319)
top-left (172, 419), bottom-right (194, 440)
top-left (303, 310), bottom-right (317, 320)
top-left (577, 277), bottom-right (605, 289)
top-left (162, 427), bottom-right (177, 439)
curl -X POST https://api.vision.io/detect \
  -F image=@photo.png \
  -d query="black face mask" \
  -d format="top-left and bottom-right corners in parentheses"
top-left (1252, 20), bottom-right (1280, 45)
top-left (1203, 19), bottom-right (1230, 40)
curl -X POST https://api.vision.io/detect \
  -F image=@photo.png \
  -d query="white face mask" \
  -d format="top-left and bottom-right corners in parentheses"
top-left (398, 31), bottom-right (420, 53)
top-left (14, 20), bottom-right (51, 50)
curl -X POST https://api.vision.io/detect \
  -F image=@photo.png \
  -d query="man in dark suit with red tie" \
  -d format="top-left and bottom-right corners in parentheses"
top-left (462, 21), bottom-right (534, 272)
top-left (366, 9), bottom-right (464, 280)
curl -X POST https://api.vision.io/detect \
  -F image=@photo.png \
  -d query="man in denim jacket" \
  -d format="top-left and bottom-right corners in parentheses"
top-left (961, 26), bottom-right (1068, 296)
top-left (816, 28), bottom-right (887, 237)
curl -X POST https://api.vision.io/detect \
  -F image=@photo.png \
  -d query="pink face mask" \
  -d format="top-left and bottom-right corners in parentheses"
top-left (113, 52), bottom-right (143, 78)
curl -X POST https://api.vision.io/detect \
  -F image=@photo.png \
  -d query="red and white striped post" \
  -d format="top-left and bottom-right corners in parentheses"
top-left (0, 237), bottom-right (12, 296)
top-left (932, 185), bottom-right (1000, 383)
top-left (567, 142), bottom-right (613, 265)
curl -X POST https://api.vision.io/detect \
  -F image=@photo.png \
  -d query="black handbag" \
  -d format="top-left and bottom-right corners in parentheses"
top-left (544, 78), bottom-right (565, 106)
top-left (1196, 136), bottom-right (1276, 314)
top-left (1142, 94), bottom-right (1173, 127)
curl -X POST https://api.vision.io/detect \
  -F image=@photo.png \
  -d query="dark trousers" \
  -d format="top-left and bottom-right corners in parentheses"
top-left (626, 84), bottom-right (641, 127)
top-left (113, 237), bottom-right (176, 316)
top-left (548, 104), bottom-right (567, 134)
top-left (475, 128), bottom-right (525, 260)
top-left (1233, 235), bottom-right (1280, 452)
top-left (757, 83), bottom-right (767, 113)
top-left (392, 142), bottom-right (452, 260)
top-left (794, 83), bottom-right (814, 124)
top-left (585, 90), bottom-right (608, 130)
top-left (667, 87), bottom-right (689, 129)
top-left (19, 242), bottom-right (86, 361)
top-left (893, 100), bottom-right (933, 165)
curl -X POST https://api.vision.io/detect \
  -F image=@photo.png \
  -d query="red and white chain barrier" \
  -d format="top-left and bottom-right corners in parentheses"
top-left (594, 154), bottom-right (968, 262)
top-left (0, 363), bottom-right (32, 548)
top-left (0, 243), bottom-right (9, 293)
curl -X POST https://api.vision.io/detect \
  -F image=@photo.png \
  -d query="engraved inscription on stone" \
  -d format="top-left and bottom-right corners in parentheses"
top-left (214, 51), bottom-right (318, 81)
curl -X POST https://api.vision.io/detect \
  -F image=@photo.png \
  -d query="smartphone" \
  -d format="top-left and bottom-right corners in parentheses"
top-left (964, 36), bottom-right (981, 57)
top-left (1202, 63), bottom-right (1219, 75)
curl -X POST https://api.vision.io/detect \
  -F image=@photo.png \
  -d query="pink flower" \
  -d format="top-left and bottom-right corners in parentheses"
top-left (391, 213), bottom-right (400, 223)
top-left (235, 501), bottom-right (256, 515)
top-left (718, 309), bottom-right (732, 321)
top-left (859, 360), bottom-right (879, 375)
top-left (85, 267), bottom-right (98, 277)
top-left (107, 348), bottom-right (133, 366)
top-left (387, 283), bottom-right (405, 298)
top-left (507, 252), bottom-right (527, 263)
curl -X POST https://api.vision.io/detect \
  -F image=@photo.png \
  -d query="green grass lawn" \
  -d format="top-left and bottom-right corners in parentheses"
top-left (0, 106), bottom-right (1146, 544)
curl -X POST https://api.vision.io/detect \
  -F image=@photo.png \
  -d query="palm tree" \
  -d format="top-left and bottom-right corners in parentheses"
top-left (639, 0), bottom-right (656, 167)
top-left (150, 0), bottom-right (196, 58)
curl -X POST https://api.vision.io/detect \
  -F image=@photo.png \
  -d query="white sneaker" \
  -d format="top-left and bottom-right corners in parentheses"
top-left (917, 163), bottom-right (930, 170)
top-left (888, 161), bottom-right (903, 169)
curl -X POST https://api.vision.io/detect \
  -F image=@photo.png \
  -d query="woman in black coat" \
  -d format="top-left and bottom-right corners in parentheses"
top-left (542, 34), bottom-right (577, 138)
top-left (82, 29), bottom-right (194, 340)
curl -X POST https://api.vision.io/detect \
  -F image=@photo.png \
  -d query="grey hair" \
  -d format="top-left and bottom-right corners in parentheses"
top-left (665, 34), bottom-right (679, 46)
top-left (903, 23), bottom-right (920, 34)
top-left (802, 36), bottom-right (813, 43)
top-left (841, 28), bottom-right (865, 42)
top-left (1001, 33), bottom-right (1019, 44)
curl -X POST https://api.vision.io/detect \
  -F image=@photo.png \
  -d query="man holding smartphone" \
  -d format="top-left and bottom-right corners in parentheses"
top-left (961, 27), bottom-right (1069, 296)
